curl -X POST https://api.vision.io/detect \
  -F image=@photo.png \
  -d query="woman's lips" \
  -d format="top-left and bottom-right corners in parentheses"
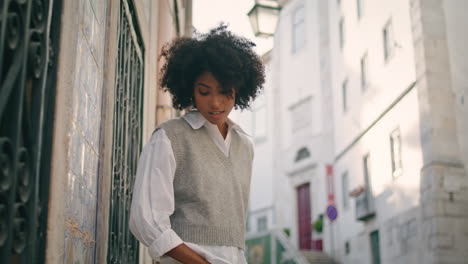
top-left (208, 111), bottom-right (225, 119)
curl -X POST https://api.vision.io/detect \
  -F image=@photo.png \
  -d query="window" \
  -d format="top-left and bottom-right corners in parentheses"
top-left (342, 171), bottom-right (349, 209)
top-left (339, 17), bottom-right (345, 50)
top-left (345, 241), bottom-right (351, 255)
top-left (390, 128), bottom-right (402, 177)
top-left (257, 216), bottom-right (268, 232)
top-left (383, 19), bottom-right (394, 61)
top-left (357, 0), bottom-right (364, 19)
top-left (289, 96), bottom-right (312, 132)
top-left (342, 79), bottom-right (348, 112)
top-left (292, 6), bottom-right (305, 52)
top-left (363, 153), bottom-right (372, 192)
top-left (295, 147), bottom-right (311, 162)
top-left (360, 53), bottom-right (368, 91)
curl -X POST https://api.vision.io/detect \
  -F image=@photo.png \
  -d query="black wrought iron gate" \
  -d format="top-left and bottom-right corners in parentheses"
top-left (0, 0), bottom-right (62, 263)
top-left (107, 0), bottom-right (144, 263)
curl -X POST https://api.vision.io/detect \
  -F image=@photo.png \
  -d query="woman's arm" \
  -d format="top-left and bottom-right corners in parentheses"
top-left (129, 129), bottom-right (208, 262)
top-left (165, 244), bottom-right (210, 264)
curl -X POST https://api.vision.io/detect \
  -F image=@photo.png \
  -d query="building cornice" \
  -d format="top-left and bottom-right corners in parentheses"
top-left (334, 81), bottom-right (417, 162)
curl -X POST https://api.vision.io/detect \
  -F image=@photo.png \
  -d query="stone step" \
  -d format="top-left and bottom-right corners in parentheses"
top-left (300, 250), bottom-right (338, 264)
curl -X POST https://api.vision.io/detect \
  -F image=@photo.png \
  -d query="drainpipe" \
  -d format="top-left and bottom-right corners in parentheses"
top-left (173, 0), bottom-right (181, 36)
top-left (184, 0), bottom-right (193, 37)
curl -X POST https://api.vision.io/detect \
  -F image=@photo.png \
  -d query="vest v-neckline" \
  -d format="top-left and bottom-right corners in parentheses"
top-left (200, 126), bottom-right (238, 165)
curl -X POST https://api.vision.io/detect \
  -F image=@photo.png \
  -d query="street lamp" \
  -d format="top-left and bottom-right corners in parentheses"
top-left (247, 0), bottom-right (280, 38)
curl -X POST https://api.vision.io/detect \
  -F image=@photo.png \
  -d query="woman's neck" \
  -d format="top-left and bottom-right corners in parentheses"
top-left (217, 122), bottom-right (228, 139)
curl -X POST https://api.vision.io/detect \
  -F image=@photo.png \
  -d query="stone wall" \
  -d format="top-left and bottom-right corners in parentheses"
top-left (410, 0), bottom-right (468, 263)
top-left (442, 0), bottom-right (468, 189)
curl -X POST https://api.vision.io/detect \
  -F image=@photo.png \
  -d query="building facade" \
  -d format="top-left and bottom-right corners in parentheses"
top-left (331, 0), bottom-right (468, 263)
top-left (0, 0), bottom-right (191, 263)
top-left (242, 0), bottom-right (337, 262)
top-left (245, 0), bottom-right (468, 263)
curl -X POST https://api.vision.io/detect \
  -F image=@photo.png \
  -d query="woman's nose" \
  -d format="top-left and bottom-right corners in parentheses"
top-left (211, 94), bottom-right (224, 107)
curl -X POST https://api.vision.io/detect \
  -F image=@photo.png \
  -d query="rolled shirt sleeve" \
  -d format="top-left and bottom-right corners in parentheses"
top-left (129, 129), bottom-right (183, 259)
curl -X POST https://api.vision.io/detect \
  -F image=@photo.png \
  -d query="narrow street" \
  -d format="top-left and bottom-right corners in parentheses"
top-left (1, 0), bottom-right (467, 263)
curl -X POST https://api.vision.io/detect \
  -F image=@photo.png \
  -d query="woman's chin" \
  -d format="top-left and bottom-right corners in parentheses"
top-left (208, 118), bottom-right (225, 126)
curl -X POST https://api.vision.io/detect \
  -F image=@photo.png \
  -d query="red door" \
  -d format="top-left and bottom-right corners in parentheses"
top-left (297, 183), bottom-right (312, 250)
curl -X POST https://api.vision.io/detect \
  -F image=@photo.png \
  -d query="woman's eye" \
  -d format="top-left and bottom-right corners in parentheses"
top-left (222, 92), bottom-right (234, 99)
top-left (199, 91), bottom-right (209, 96)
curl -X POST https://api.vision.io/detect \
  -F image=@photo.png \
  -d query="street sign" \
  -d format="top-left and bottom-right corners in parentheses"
top-left (326, 204), bottom-right (338, 221)
top-left (326, 165), bottom-right (335, 203)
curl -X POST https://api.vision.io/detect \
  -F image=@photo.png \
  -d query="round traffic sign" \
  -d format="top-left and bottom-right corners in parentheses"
top-left (326, 204), bottom-right (338, 221)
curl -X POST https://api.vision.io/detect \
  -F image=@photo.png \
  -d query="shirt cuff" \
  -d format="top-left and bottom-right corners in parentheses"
top-left (148, 228), bottom-right (183, 259)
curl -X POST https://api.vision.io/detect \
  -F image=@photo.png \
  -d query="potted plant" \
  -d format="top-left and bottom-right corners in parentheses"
top-left (313, 214), bottom-right (324, 233)
top-left (312, 214), bottom-right (324, 250)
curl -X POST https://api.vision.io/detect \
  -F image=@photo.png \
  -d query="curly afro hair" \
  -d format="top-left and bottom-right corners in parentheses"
top-left (159, 24), bottom-right (265, 110)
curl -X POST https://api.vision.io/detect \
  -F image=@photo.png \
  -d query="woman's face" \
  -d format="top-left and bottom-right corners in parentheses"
top-left (193, 72), bottom-right (236, 126)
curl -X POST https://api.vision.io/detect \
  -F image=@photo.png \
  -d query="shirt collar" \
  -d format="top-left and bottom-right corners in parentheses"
top-left (181, 109), bottom-right (248, 136)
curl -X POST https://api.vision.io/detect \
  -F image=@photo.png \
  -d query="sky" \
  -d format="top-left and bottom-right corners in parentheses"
top-left (192, 0), bottom-right (273, 55)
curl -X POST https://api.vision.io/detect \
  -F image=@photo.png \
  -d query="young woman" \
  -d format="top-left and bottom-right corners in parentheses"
top-left (129, 24), bottom-right (265, 264)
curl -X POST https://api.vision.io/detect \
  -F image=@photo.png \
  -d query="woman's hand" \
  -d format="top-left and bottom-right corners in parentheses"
top-left (164, 243), bottom-right (211, 264)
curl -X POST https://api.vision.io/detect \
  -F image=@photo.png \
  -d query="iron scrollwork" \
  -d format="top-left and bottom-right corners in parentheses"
top-left (107, 0), bottom-right (144, 263)
top-left (0, 0), bottom-right (61, 263)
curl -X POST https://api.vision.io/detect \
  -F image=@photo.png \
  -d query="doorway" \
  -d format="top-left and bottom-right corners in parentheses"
top-left (370, 230), bottom-right (381, 264)
top-left (297, 183), bottom-right (312, 250)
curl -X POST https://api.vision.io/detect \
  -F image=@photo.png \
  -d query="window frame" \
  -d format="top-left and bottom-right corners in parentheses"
top-left (383, 18), bottom-right (395, 62)
top-left (357, 0), bottom-right (364, 19)
top-left (257, 216), bottom-right (268, 233)
top-left (345, 241), bottom-right (351, 255)
top-left (360, 52), bottom-right (368, 91)
top-left (339, 16), bottom-right (345, 50)
top-left (390, 127), bottom-right (403, 178)
top-left (342, 171), bottom-right (350, 209)
top-left (342, 78), bottom-right (348, 113)
top-left (292, 5), bottom-right (306, 53)
top-left (363, 153), bottom-right (372, 192)
top-left (289, 95), bottom-right (313, 133)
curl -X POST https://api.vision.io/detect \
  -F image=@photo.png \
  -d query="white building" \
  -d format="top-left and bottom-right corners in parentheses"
top-left (243, 0), bottom-right (468, 263)
top-left (240, 0), bottom-right (337, 262)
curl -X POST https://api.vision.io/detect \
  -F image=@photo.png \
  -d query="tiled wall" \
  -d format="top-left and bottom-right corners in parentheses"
top-left (65, 0), bottom-right (107, 263)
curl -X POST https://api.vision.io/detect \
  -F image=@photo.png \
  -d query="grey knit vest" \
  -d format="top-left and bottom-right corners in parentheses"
top-left (158, 118), bottom-right (253, 249)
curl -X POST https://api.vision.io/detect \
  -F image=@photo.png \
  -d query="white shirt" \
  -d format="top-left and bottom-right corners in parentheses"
top-left (129, 110), bottom-right (251, 264)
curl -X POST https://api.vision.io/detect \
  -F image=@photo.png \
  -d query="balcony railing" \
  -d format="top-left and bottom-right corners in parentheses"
top-left (355, 190), bottom-right (376, 221)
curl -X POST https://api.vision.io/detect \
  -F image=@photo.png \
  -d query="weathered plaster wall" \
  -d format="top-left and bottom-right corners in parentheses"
top-left (64, 0), bottom-right (107, 263)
